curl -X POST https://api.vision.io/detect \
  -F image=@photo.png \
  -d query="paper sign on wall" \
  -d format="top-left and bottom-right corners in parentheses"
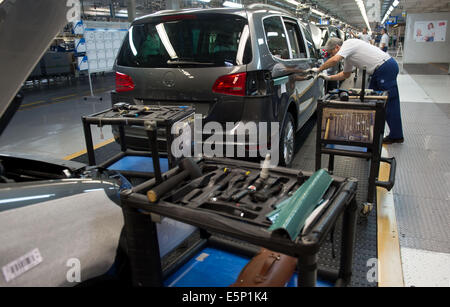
top-left (414, 20), bottom-right (447, 42)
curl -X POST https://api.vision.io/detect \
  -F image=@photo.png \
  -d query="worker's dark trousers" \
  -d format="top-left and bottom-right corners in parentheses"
top-left (369, 58), bottom-right (404, 139)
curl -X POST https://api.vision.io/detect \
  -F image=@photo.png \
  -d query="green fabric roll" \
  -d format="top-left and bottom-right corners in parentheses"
top-left (267, 169), bottom-right (333, 241)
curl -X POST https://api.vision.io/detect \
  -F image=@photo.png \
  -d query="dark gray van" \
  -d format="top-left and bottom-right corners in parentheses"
top-left (112, 4), bottom-right (324, 166)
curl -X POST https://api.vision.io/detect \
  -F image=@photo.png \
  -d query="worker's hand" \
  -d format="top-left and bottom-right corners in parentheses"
top-left (306, 67), bottom-right (320, 74)
top-left (318, 73), bottom-right (331, 81)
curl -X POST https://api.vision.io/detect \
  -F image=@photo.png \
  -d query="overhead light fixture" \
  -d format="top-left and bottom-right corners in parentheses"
top-left (354, 0), bottom-right (371, 32)
top-left (223, 1), bottom-right (243, 8)
top-left (393, 0), bottom-right (400, 8)
top-left (198, 0), bottom-right (211, 2)
top-left (311, 8), bottom-right (325, 17)
top-left (285, 0), bottom-right (300, 6)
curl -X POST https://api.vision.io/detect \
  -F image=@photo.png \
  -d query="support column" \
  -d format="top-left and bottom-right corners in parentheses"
top-left (110, 0), bottom-right (115, 18)
top-left (128, 0), bottom-right (136, 22)
top-left (166, 0), bottom-right (180, 10)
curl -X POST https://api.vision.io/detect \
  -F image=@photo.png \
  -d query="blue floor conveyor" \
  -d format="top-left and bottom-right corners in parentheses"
top-left (108, 156), bottom-right (170, 174)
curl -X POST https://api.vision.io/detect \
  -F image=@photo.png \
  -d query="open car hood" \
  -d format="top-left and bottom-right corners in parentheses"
top-left (0, 0), bottom-right (70, 136)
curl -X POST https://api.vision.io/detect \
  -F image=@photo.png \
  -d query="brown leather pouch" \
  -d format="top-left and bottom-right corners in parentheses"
top-left (230, 248), bottom-right (297, 287)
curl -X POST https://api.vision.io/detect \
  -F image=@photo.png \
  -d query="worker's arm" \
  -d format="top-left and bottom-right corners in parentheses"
top-left (350, 30), bottom-right (358, 38)
top-left (326, 71), bottom-right (352, 81)
top-left (319, 54), bottom-right (344, 72)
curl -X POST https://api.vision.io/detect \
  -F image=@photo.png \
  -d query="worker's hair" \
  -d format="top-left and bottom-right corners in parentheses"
top-left (324, 38), bottom-right (343, 51)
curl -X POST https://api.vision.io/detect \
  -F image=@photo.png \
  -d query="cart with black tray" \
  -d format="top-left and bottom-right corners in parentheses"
top-left (120, 157), bottom-right (359, 287)
top-left (82, 104), bottom-right (194, 182)
top-left (315, 88), bottom-right (397, 215)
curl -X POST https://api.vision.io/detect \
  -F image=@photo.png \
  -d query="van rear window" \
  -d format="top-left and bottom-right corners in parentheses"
top-left (117, 14), bottom-right (252, 68)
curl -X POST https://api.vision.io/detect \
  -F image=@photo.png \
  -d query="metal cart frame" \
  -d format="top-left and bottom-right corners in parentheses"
top-left (120, 157), bottom-right (359, 287)
top-left (81, 106), bottom-right (194, 182)
top-left (315, 94), bottom-right (396, 206)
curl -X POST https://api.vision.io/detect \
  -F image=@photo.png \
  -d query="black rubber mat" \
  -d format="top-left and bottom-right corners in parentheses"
top-left (292, 118), bottom-right (377, 287)
top-left (72, 141), bottom-right (121, 165)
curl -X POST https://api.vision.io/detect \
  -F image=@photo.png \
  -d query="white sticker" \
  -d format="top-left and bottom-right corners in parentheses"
top-left (2, 249), bottom-right (43, 283)
top-left (281, 83), bottom-right (287, 94)
top-left (258, 38), bottom-right (265, 45)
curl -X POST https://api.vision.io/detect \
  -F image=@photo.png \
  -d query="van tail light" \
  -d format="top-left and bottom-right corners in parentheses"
top-left (212, 73), bottom-right (247, 96)
top-left (116, 72), bottom-right (135, 93)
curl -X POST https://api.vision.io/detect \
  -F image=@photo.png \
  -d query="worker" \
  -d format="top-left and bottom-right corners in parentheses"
top-left (379, 28), bottom-right (389, 52)
top-left (310, 38), bottom-right (404, 144)
top-left (358, 28), bottom-right (372, 44)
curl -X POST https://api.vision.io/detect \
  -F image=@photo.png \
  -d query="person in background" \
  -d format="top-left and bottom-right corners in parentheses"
top-left (392, 34), bottom-right (397, 48)
top-left (309, 38), bottom-right (404, 144)
top-left (358, 28), bottom-right (372, 44)
top-left (380, 28), bottom-right (389, 52)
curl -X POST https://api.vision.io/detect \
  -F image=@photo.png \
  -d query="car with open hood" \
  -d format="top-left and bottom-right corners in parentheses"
top-left (0, 0), bottom-right (195, 287)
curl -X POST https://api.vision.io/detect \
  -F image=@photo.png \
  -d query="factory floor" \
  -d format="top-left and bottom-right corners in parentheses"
top-left (0, 58), bottom-right (449, 287)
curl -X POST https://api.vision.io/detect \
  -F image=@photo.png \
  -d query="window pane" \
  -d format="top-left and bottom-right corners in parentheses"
top-left (284, 21), bottom-right (307, 59)
top-left (303, 26), bottom-right (317, 58)
top-left (117, 14), bottom-right (251, 68)
top-left (263, 16), bottom-right (290, 59)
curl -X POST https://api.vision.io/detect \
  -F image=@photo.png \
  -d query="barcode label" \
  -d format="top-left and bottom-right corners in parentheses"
top-left (2, 249), bottom-right (43, 283)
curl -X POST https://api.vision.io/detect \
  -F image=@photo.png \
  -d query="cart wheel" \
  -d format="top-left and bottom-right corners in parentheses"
top-left (359, 202), bottom-right (374, 218)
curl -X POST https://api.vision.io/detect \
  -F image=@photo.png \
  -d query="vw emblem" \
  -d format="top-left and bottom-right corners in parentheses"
top-left (163, 72), bottom-right (176, 88)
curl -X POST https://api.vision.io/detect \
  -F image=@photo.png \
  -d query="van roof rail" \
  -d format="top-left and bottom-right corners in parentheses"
top-left (246, 3), bottom-right (294, 15)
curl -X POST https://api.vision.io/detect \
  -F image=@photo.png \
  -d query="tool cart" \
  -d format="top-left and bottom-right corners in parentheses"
top-left (315, 86), bottom-right (397, 215)
top-left (119, 156), bottom-right (359, 287)
top-left (82, 104), bottom-right (194, 182)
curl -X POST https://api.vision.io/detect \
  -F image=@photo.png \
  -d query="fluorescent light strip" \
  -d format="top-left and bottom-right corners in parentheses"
top-left (285, 0), bottom-right (299, 6)
top-left (223, 1), bottom-right (243, 8)
top-left (311, 8), bottom-right (325, 17)
top-left (236, 25), bottom-right (250, 65)
top-left (355, 0), bottom-right (371, 32)
top-left (129, 26), bottom-right (138, 56)
top-left (382, 0), bottom-right (400, 24)
top-left (156, 23), bottom-right (178, 60)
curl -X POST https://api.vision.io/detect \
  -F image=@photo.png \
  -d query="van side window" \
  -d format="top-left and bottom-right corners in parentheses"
top-left (263, 16), bottom-right (290, 59)
top-left (302, 26), bottom-right (318, 58)
top-left (283, 20), bottom-right (307, 59)
top-left (321, 30), bottom-right (329, 47)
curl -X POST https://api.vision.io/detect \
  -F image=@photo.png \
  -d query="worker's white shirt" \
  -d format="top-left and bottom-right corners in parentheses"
top-left (336, 39), bottom-right (391, 74)
top-left (380, 33), bottom-right (389, 48)
top-left (359, 33), bottom-right (372, 43)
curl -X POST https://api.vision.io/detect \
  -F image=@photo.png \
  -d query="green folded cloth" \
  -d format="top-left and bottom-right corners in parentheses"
top-left (267, 169), bottom-right (333, 241)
